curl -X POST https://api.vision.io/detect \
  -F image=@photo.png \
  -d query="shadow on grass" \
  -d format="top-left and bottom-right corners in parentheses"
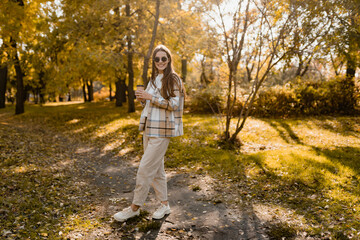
top-left (312, 146), bottom-right (360, 177)
top-left (312, 116), bottom-right (360, 138)
top-left (260, 117), bottom-right (360, 183)
top-left (262, 119), bottom-right (303, 144)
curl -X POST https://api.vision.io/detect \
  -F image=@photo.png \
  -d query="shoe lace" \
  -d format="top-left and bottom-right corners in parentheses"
top-left (155, 204), bottom-right (167, 213)
top-left (124, 207), bottom-right (133, 213)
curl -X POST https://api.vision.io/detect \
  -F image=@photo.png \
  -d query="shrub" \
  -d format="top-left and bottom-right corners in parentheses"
top-left (295, 77), bottom-right (357, 115)
top-left (93, 87), bottom-right (110, 102)
top-left (266, 222), bottom-right (297, 240)
top-left (295, 82), bottom-right (325, 115)
top-left (251, 86), bottom-right (298, 117)
top-left (186, 84), bottom-right (224, 114)
top-left (332, 77), bottom-right (357, 114)
top-left (187, 77), bottom-right (359, 117)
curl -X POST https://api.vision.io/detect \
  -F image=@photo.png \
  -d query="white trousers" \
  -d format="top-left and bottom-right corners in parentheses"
top-left (132, 134), bottom-right (170, 206)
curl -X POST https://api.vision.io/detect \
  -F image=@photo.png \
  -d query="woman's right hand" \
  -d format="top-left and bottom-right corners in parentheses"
top-left (135, 90), bottom-right (144, 102)
top-left (136, 90), bottom-right (152, 101)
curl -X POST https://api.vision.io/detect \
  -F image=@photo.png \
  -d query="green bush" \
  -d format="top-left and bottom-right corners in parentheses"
top-left (186, 84), bottom-right (224, 114)
top-left (186, 77), bottom-right (358, 117)
top-left (249, 77), bottom-right (357, 117)
top-left (251, 86), bottom-right (298, 117)
top-left (295, 82), bottom-right (326, 115)
top-left (295, 77), bottom-right (357, 115)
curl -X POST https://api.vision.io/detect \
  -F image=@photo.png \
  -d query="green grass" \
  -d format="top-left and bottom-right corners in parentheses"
top-left (266, 222), bottom-right (297, 240)
top-left (1, 102), bottom-right (359, 238)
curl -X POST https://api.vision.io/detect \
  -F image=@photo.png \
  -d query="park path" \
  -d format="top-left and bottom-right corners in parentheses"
top-left (67, 141), bottom-right (270, 239)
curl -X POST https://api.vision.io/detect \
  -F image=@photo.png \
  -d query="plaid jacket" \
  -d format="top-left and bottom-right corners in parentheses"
top-left (139, 78), bottom-right (184, 138)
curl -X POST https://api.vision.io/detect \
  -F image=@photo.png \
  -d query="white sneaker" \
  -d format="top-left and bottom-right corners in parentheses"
top-left (152, 203), bottom-right (171, 219)
top-left (113, 207), bottom-right (140, 222)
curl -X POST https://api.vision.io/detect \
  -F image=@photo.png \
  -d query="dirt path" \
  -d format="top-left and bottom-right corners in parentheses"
top-left (68, 142), bottom-right (269, 239)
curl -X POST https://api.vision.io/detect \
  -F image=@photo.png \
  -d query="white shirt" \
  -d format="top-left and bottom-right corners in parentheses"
top-left (141, 74), bottom-right (163, 118)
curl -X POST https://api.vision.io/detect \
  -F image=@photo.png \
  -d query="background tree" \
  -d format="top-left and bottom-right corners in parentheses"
top-left (141, 0), bottom-right (160, 86)
top-left (125, 2), bottom-right (135, 112)
top-left (104, 4), bottom-right (128, 107)
top-left (281, 1), bottom-right (334, 79)
top-left (310, 0), bottom-right (360, 113)
top-left (209, 0), bottom-right (301, 145)
top-left (157, 0), bottom-right (206, 83)
top-left (7, 0), bottom-right (25, 114)
top-left (0, 45), bottom-right (8, 108)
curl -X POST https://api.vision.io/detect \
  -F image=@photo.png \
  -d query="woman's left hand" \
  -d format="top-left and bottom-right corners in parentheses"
top-left (135, 90), bottom-right (152, 101)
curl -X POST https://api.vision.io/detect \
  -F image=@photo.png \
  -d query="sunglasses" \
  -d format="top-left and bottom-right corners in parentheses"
top-left (154, 56), bottom-right (168, 63)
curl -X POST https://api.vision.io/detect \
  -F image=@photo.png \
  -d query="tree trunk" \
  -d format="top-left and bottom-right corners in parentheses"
top-left (209, 59), bottom-right (214, 82)
top-left (11, 38), bottom-right (24, 114)
top-left (120, 78), bottom-right (127, 103)
top-left (200, 71), bottom-right (207, 86)
top-left (329, 51), bottom-right (342, 76)
top-left (295, 61), bottom-right (303, 76)
top-left (40, 92), bottom-right (45, 105)
top-left (0, 64), bottom-right (8, 108)
top-left (11, 0), bottom-right (25, 114)
top-left (24, 85), bottom-right (31, 103)
top-left (82, 83), bottom-right (87, 102)
top-left (109, 80), bottom-right (112, 101)
top-left (87, 80), bottom-right (94, 102)
top-left (181, 58), bottom-right (187, 82)
top-left (342, 59), bottom-right (356, 113)
top-left (115, 78), bottom-right (123, 107)
top-left (246, 66), bottom-right (252, 82)
top-left (224, 67), bottom-right (234, 141)
top-left (15, 60), bottom-right (25, 115)
top-left (346, 61), bottom-right (356, 80)
top-left (39, 72), bottom-right (46, 105)
top-left (7, 88), bottom-right (14, 104)
top-left (33, 90), bottom-right (39, 104)
top-left (126, 3), bottom-right (135, 113)
top-left (342, 19), bottom-right (357, 114)
top-left (296, 56), bottom-right (312, 77)
top-left (127, 49), bottom-right (135, 112)
top-left (66, 84), bottom-right (71, 102)
top-left (142, 0), bottom-right (160, 86)
top-left (200, 57), bottom-right (210, 86)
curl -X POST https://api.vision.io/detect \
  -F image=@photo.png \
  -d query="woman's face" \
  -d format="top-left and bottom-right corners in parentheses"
top-left (154, 50), bottom-right (169, 73)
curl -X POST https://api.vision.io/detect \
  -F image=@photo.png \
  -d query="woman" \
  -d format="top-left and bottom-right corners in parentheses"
top-left (114, 45), bottom-right (184, 222)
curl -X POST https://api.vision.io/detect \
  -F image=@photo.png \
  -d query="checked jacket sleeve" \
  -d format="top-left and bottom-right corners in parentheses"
top-left (150, 89), bottom-right (181, 111)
